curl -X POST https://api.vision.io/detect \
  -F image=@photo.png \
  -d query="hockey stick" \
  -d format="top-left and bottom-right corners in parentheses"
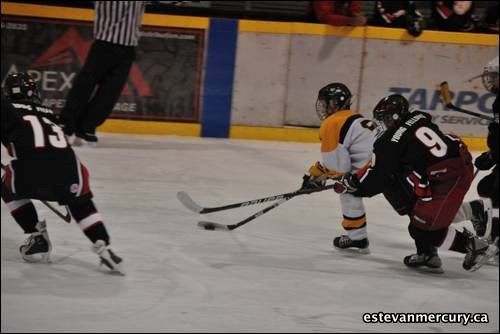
top-left (177, 183), bottom-right (338, 214)
top-left (198, 197), bottom-right (289, 231)
top-left (1, 163), bottom-right (72, 223)
top-left (440, 82), bottom-right (495, 121)
top-left (197, 184), bottom-right (337, 231)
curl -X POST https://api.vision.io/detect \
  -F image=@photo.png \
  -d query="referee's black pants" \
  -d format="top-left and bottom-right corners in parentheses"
top-left (60, 40), bottom-right (135, 135)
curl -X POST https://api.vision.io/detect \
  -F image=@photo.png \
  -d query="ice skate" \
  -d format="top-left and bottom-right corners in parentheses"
top-left (485, 253), bottom-right (499, 266)
top-left (333, 235), bottom-right (370, 254)
top-left (469, 199), bottom-right (491, 238)
top-left (463, 228), bottom-right (499, 272)
top-left (67, 134), bottom-right (82, 147)
top-left (404, 251), bottom-right (444, 274)
top-left (19, 220), bottom-right (52, 263)
top-left (92, 240), bottom-right (124, 275)
top-left (76, 132), bottom-right (98, 147)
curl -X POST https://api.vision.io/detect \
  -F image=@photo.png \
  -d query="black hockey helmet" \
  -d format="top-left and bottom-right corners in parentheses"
top-left (3, 72), bottom-right (41, 103)
top-left (316, 82), bottom-right (352, 120)
top-left (373, 94), bottom-right (409, 131)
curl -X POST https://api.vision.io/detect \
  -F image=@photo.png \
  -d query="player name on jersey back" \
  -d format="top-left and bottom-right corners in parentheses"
top-left (391, 113), bottom-right (427, 143)
top-left (12, 103), bottom-right (53, 115)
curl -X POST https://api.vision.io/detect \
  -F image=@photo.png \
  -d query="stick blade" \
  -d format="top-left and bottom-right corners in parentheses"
top-left (177, 191), bottom-right (203, 213)
top-left (63, 212), bottom-right (72, 223)
top-left (198, 221), bottom-right (231, 231)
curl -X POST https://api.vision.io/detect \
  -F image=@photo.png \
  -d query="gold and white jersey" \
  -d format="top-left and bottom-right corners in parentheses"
top-left (318, 109), bottom-right (376, 238)
top-left (319, 109), bottom-right (375, 174)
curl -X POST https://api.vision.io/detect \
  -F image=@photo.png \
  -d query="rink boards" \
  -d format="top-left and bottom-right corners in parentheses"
top-left (1, 2), bottom-right (498, 151)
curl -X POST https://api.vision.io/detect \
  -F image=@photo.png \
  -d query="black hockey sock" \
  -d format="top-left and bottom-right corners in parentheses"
top-left (492, 217), bottom-right (499, 240)
top-left (68, 199), bottom-right (110, 245)
top-left (5, 199), bottom-right (39, 234)
top-left (83, 223), bottom-right (110, 245)
top-left (2, 179), bottom-right (40, 234)
top-left (448, 230), bottom-right (468, 254)
top-left (408, 223), bottom-right (446, 255)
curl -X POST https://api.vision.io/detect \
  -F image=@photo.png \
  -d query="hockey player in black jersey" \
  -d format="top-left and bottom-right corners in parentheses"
top-left (476, 56), bottom-right (499, 261)
top-left (332, 94), bottom-right (498, 273)
top-left (1, 72), bottom-right (123, 273)
top-left (457, 56), bottom-right (499, 264)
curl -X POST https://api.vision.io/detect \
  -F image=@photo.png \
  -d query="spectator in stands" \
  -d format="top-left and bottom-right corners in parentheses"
top-left (370, 1), bottom-right (424, 36)
top-left (371, 1), bottom-right (410, 28)
top-left (431, 1), bottom-right (477, 32)
top-left (480, 3), bottom-right (498, 34)
top-left (311, 1), bottom-right (367, 26)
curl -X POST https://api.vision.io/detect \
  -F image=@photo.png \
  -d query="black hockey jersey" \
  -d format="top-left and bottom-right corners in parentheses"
top-left (2, 99), bottom-right (88, 203)
top-left (487, 97), bottom-right (498, 161)
top-left (2, 99), bottom-right (74, 164)
top-left (355, 110), bottom-right (462, 197)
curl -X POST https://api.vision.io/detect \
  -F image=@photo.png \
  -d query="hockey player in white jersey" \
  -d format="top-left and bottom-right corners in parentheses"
top-left (301, 83), bottom-right (376, 252)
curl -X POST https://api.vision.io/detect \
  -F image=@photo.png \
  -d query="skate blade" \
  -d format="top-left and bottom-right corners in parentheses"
top-left (485, 258), bottom-right (499, 266)
top-left (98, 264), bottom-right (125, 276)
top-left (70, 136), bottom-right (82, 146)
top-left (81, 140), bottom-right (97, 148)
top-left (22, 253), bottom-right (51, 263)
top-left (407, 266), bottom-right (444, 274)
top-left (99, 260), bottom-right (125, 276)
top-left (334, 246), bottom-right (371, 255)
top-left (469, 250), bottom-right (498, 272)
top-left (109, 269), bottom-right (126, 276)
top-left (405, 264), bottom-right (444, 274)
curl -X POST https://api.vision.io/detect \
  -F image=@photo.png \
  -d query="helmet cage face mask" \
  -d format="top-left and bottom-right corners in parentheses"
top-left (482, 56), bottom-right (499, 94)
top-left (315, 97), bottom-right (329, 120)
top-left (482, 70), bottom-right (499, 94)
top-left (373, 113), bottom-right (400, 135)
top-left (372, 94), bottom-right (409, 133)
top-left (316, 96), bottom-right (350, 121)
top-left (315, 83), bottom-right (352, 121)
top-left (316, 97), bottom-right (337, 120)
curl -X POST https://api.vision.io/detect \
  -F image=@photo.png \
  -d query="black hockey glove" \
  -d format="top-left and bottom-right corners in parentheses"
top-left (301, 174), bottom-right (326, 190)
top-left (474, 151), bottom-right (495, 170)
top-left (333, 173), bottom-right (359, 194)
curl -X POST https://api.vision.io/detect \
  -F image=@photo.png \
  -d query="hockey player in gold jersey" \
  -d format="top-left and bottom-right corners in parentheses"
top-left (301, 83), bottom-right (376, 252)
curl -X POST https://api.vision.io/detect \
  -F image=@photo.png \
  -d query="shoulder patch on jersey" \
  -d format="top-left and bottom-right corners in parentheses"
top-left (340, 114), bottom-right (363, 144)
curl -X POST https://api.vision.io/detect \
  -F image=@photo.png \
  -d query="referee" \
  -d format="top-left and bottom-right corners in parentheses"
top-left (59, 1), bottom-right (146, 145)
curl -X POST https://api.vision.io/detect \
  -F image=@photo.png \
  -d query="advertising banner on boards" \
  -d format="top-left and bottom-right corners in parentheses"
top-left (358, 39), bottom-right (496, 137)
top-left (1, 16), bottom-right (204, 122)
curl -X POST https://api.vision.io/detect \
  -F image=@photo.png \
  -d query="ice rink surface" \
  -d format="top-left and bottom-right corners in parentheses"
top-left (1, 133), bottom-right (498, 333)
